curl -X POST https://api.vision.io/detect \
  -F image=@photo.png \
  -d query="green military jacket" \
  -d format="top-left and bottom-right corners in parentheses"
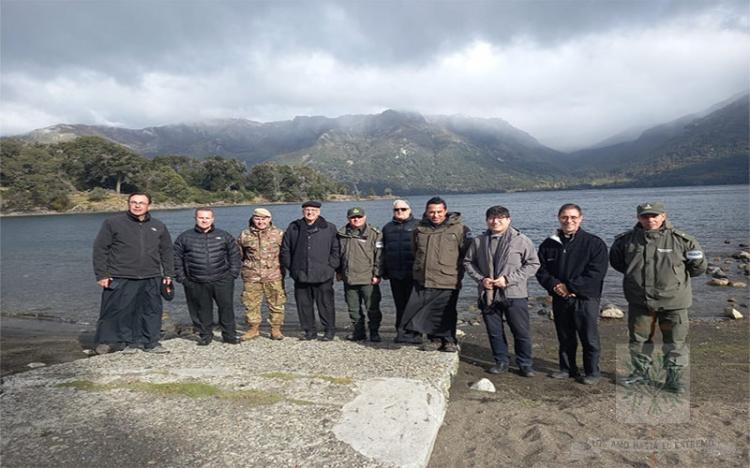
top-left (337, 224), bottom-right (383, 286)
top-left (413, 212), bottom-right (470, 290)
top-left (238, 223), bottom-right (284, 283)
top-left (609, 221), bottom-right (707, 310)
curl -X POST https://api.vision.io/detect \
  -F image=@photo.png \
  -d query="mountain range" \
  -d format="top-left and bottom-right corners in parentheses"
top-left (20, 94), bottom-right (749, 193)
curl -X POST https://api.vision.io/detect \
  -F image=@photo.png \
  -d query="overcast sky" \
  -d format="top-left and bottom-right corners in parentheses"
top-left (1, 0), bottom-right (748, 150)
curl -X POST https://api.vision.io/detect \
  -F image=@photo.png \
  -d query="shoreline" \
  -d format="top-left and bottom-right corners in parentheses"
top-left (0, 194), bottom-right (395, 218)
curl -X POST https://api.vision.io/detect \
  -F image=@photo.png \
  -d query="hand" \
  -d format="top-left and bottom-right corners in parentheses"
top-left (493, 276), bottom-right (508, 289)
top-left (482, 277), bottom-right (495, 290)
top-left (553, 283), bottom-right (572, 297)
top-left (162, 277), bottom-right (172, 285)
top-left (371, 277), bottom-right (381, 285)
top-left (97, 278), bottom-right (112, 288)
top-left (336, 272), bottom-right (342, 282)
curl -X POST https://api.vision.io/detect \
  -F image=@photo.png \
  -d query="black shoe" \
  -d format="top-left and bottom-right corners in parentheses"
top-left (418, 340), bottom-right (441, 352)
top-left (549, 371), bottom-right (577, 379)
top-left (346, 332), bottom-right (366, 341)
top-left (396, 335), bottom-right (422, 345)
top-left (519, 367), bottom-right (536, 378)
top-left (197, 336), bottom-right (212, 346)
top-left (441, 341), bottom-right (458, 353)
top-left (300, 331), bottom-right (317, 341)
top-left (318, 334), bottom-right (334, 341)
top-left (369, 330), bottom-right (382, 342)
top-left (487, 362), bottom-right (509, 374)
top-left (223, 337), bottom-right (240, 345)
top-left (577, 375), bottom-right (600, 385)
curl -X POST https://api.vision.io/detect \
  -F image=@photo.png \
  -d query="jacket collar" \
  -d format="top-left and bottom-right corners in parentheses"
top-left (126, 210), bottom-right (151, 223)
top-left (194, 225), bottom-right (215, 234)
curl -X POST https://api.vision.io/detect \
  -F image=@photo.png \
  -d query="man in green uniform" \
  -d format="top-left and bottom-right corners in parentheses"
top-left (337, 207), bottom-right (383, 342)
top-left (609, 202), bottom-right (706, 393)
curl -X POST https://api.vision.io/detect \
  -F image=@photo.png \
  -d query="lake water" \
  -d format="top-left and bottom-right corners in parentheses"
top-left (1, 185), bottom-right (748, 328)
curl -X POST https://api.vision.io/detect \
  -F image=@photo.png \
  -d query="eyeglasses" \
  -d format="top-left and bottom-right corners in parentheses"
top-left (393, 208), bottom-right (409, 212)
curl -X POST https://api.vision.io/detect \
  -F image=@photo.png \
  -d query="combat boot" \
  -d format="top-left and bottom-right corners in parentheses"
top-left (369, 326), bottom-right (382, 342)
top-left (665, 368), bottom-right (686, 394)
top-left (241, 323), bottom-right (261, 341)
top-left (346, 321), bottom-right (366, 341)
top-left (270, 325), bottom-right (285, 340)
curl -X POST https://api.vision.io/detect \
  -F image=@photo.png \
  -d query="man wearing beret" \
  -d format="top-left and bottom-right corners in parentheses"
top-left (610, 202), bottom-right (707, 394)
top-left (238, 208), bottom-right (287, 340)
top-left (337, 207), bottom-right (383, 342)
top-left (281, 201), bottom-right (340, 341)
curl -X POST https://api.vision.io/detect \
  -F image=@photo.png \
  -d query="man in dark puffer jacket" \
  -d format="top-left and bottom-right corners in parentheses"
top-left (174, 208), bottom-right (242, 345)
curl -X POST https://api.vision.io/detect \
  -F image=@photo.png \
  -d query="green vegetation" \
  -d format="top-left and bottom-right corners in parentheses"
top-left (57, 379), bottom-right (295, 406)
top-left (0, 136), bottom-right (347, 213)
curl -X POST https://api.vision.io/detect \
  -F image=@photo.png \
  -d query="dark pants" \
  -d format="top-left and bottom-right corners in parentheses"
top-left (482, 298), bottom-right (532, 368)
top-left (183, 275), bottom-right (236, 340)
top-left (294, 280), bottom-right (335, 334)
top-left (95, 277), bottom-right (162, 349)
top-left (344, 283), bottom-right (382, 330)
top-left (403, 285), bottom-right (457, 341)
top-left (552, 296), bottom-right (601, 377)
top-left (389, 278), bottom-right (414, 329)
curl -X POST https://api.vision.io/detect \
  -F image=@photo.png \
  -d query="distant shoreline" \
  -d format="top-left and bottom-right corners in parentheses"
top-left (0, 194), bottom-right (396, 218)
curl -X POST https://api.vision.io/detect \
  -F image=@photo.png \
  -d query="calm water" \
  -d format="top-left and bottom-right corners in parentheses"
top-left (1, 185), bottom-right (748, 328)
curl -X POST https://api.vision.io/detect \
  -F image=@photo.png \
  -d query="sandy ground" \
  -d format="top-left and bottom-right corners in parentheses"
top-left (2, 316), bottom-right (748, 467)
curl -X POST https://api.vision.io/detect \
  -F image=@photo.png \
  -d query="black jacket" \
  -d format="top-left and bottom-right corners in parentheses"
top-left (173, 225), bottom-right (241, 283)
top-left (381, 216), bottom-right (417, 280)
top-left (536, 228), bottom-right (608, 300)
top-left (280, 216), bottom-right (340, 283)
top-left (93, 211), bottom-right (174, 280)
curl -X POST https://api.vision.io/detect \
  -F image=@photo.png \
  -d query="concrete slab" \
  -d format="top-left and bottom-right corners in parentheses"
top-left (1, 337), bottom-right (458, 467)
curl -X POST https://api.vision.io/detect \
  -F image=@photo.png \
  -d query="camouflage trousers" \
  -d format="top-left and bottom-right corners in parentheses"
top-left (241, 280), bottom-right (286, 326)
top-left (628, 304), bottom-right (689, 371)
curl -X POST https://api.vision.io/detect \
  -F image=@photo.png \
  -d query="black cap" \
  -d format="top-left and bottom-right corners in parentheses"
top-left (302, 200), bottom-right (322, 208)
top-left (161, 282), bottom-right (175, 301)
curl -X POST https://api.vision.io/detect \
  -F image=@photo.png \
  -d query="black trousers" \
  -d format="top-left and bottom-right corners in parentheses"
top-left (552, 296), bottom-right (601, 377)
top-left (389, 278), bottom-right (414, 330)
top-left (294, 280), bottom-right (335, 334)
top-left (482, 298), bottom-right (532, 368)
top-left (403, 285), bottom-right (458, 341)
top-left (183, 275), bottom-right (236, 340)
top-left (95, 277), bottom-right (162, 349)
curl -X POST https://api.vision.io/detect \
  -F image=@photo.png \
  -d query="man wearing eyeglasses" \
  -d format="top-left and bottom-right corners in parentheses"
top-left (337, 207), bottom-right (383, 342)
top-left (464, 205), bottom-right (540, 376)
top-left (381, 200), bottom-right (419, 343)
top-left (536, 203), bottom-right (608, 385)
top-left (92, 192), bottom-right (174, 355)
top-left (610, 202), bottom-right (706, 394)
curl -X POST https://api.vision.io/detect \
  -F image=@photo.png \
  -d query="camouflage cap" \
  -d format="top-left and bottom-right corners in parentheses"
top-left (637, 202), bottom-right (666, 216)
top-left (347, 207), bottom-right (365, 218)
top-left (253, 208), bottom-right (272, 218)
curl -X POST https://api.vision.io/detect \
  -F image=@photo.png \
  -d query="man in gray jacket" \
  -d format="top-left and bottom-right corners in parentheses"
top-left (464, 205), bottom-right (540, 376)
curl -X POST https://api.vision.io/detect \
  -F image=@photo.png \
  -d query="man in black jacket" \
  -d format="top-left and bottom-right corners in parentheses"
top-left (381, 199), bottom-right (419, 342)
top-left (281, 201), bottom-right (340, 341)
top-left (174, 208), bottom-right (242, 345)
top-left (92, 193), bottom-right (174, 354)
top-left (536, 203), bottom-right (608, 385)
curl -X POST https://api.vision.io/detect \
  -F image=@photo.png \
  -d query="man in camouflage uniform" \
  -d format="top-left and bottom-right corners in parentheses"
top-left (238, 208), bottom-right (286, 340)
top-left (610, 202), bottom-right (706, 393)
top-left (337, 207), bottom-right (383, 342)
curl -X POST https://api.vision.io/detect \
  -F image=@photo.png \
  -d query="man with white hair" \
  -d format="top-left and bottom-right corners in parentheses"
top-left (238, 208), bottom-right (286, 340)
top-left (381, 199), bottom-right (419, 342)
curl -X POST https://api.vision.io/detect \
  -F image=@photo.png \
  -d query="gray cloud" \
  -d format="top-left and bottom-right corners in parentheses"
top-left (1, 0), bottom-right (748, 149)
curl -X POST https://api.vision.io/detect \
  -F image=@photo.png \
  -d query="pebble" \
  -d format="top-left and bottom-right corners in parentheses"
top-left (600, 304), bottom-right (625, 319)
top-left (730, 281), bottom-right (747, 288)
top-left (470, 378), bottom-right (496, 393)
top-left (707, 278), bottom-right (730, 286)
top-left (725, 307), bottom-right (744, 320)
top-left (27, 362), bottom-right (46, 369)
top-left (713, 269), bottom-right (728, 279)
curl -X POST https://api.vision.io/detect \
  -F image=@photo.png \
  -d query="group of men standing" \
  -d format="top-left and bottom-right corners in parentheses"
top-left (93, 193), bottom-right (704, 393)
